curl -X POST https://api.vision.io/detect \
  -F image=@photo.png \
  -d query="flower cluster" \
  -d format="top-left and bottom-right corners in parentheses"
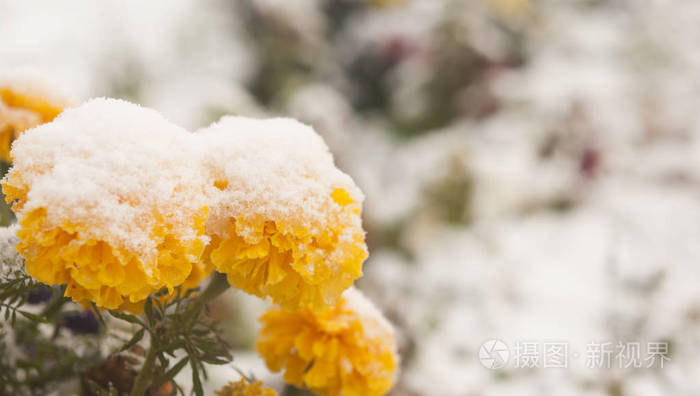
top-left (3, 99), bottom-right (366, 313)
top-left (3, 96), bottom-right (397, 395)
top-left (257, 288), bottom-right (399, 396)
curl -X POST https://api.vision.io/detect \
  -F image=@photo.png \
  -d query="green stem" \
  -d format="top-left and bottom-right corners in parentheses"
top-left (130, 342), bottom-right (157, 396)
top-left (130, 272), bottom-right (229, 395)
top-left (187, 271), bottom-right (230, 316)
top-left (41, 286), bottom-right (68, 321)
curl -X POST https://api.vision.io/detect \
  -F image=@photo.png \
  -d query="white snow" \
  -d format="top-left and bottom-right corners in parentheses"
top-left (4, 1), bottom-right (700, 395)
top-left (7, 100), bottom-right (364, 275)
top-left (0, 224), bottom-right (21, 279)
top-left (342, 286), bottom-right (395, 339)
top-left (198, 116), bottom-right (363, 236)
top-left (6, 98), bottom-right (209, 273)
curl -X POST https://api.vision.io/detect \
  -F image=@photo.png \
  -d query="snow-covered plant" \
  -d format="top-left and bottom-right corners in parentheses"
top-left (0, 86), bottom-right (398, 395)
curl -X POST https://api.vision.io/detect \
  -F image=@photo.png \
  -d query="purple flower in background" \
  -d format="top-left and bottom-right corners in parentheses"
top-left (26, 285), bottom-right (53, 304)
top-left (61, 311), bottom-right (100, 335)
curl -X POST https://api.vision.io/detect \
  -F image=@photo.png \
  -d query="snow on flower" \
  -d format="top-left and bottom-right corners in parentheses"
top-left (199, 117), bottom-right (367, 311)
top-left (215, 378), bottom-right (277, 396)
top-left (2, 98), bottom-right (368, 313)
top-left (2, 98), bottom-right (211, 310)
top-left (256, 287), bottom-right (398, 396)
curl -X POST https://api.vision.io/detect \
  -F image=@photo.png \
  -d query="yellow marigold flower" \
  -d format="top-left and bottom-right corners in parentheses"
top-left (199, 117), bottom-right (368, 311)
top-left (3, 98), bottom-right (210, 310)
top-left (0, 70), bottom-right (72, 162)
top-left (257, 288), bottom-right (399, 396)
top-left (216, 378), bottom-right (277, 396)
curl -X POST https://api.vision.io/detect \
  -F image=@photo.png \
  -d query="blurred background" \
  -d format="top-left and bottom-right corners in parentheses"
top-left (2, 0), bottom-right (700, 395)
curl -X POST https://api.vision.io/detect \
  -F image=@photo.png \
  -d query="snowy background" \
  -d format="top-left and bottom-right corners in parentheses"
top-left (3, 0), bottom-right (700, 395)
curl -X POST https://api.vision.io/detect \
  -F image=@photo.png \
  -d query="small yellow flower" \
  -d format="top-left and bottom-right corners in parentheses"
top-left (201, 117), bottom-right (368, 311)
top-left (216, 378), bottom-right (277, 396)
top-left (3, 98), bottom-right (211, 311)
top-left (256, 288), bottom-right (399, 396)
top-left (0, 72), bottom-right (71, 162)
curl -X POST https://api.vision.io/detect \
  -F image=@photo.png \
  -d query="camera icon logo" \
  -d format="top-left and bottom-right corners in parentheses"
top-left (478, 339), bottom-right (509, 370)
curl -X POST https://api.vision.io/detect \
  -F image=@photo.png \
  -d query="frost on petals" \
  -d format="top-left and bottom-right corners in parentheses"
top-left (0, 224), bottom-right (22, 279)
top-left (200, 117), bottom-right (368, 311)
top-left (2, 98), bottom-right (211, 310)
top-left (2, 99), bottom-right (368, 312)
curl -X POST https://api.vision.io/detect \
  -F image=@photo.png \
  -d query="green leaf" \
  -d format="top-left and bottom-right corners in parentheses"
top-left (144, 297), bottom-right (155, 326)
top-left (108, 310), bottom-right (144, 326)
top-left (18, 310), bottom-right (49, 323)
top-left (155, 357), bottom-right (189, 387)
top-left (199, 355), bottom-right (231, 365)
top-left (154, 297), bottom-right (166, 317)
top-left (120, 328), bottom-right (146, 352)
top-left (190, 359), bottom-right (204, 396)
top-left (90, 302), bottom-right (106, 326)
